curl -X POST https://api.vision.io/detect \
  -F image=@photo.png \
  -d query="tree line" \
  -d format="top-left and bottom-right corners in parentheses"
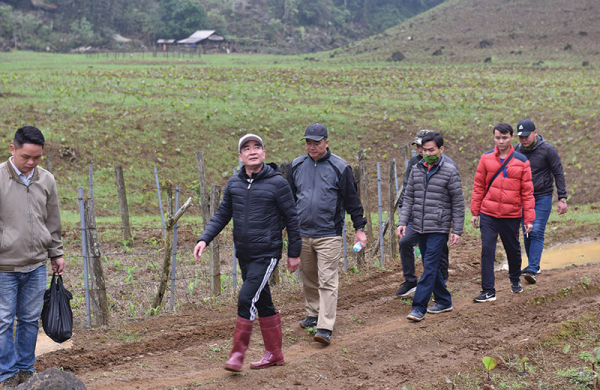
top-left (0, 0), bottom-right (443, 53)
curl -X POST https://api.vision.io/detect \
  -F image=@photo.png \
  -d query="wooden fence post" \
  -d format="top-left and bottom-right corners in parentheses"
top-left (209, 184), bottom-right (222, 296)
top-left (44, 154), bottom-right (52, 173)
top-left (195, 151), bottom-right (211, 230)
top-left (388, 160), bottom-right (397, 261)
top-left (83, 198), bottom-right (109, 326)
top-left (152, 184), bottom-right (193, 311)
top-left (114, 166), bottom-right (132, 242)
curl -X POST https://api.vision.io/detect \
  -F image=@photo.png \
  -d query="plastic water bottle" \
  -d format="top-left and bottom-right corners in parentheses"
top-left (353, 242), bottom-right (363, 252)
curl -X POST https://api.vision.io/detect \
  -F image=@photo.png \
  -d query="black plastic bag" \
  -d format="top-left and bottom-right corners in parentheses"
top-left (41, 274), bottom-right (73, 343)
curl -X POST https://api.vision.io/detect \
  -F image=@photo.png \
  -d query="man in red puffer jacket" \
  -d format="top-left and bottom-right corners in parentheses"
top-left (471, 123), bottom-right (535, 302)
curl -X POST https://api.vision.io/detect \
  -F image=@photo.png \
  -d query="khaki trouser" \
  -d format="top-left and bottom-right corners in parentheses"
top-left (299, 236), bottom-right (342, 331)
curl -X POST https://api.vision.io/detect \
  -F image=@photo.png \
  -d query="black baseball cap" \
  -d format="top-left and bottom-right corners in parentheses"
top-left (302, 123), bottom-right (328, 141)
top-left (516, 119), bottom-right (536, 136)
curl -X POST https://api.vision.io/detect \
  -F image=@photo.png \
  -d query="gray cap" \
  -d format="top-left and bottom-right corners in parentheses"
top-left (302, 123), bottom-right (328, 141)
top-left (412, 129), bottom-right (432, 145)
top-left (238, 133), bottom-right (264, 153)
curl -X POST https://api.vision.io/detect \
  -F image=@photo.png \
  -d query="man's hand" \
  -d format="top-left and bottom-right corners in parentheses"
top-left (50, 257), bottom-right (65, 275)
top-left (288, 257), bottom-right (300, 273)
top-left (557, 200), bottom-right (568, 215)
top-left (355, 229), bottom-right (367, 247)
top-left (450, 233), bottom-right (461, 246)
top-left (524, 223), bottom-right (533, 236)
top-left (397, 225), bottom-right (406, 238)
top-left (471, 215), bottom-right (479, 229)
top-left (193, 241), bottom-right (207, 261)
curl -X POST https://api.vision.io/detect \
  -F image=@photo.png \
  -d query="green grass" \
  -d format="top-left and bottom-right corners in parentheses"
top-left (1, 51), bottom-right (599, 219)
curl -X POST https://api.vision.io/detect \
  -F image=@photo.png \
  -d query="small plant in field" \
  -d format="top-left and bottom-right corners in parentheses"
top-left (579, 347), bottom-right (600, 388)
top-left (125, 265), bottom-right (137, 282)
top-left (188, 274), bottom-right (199, 295)
top-left (220, 274), bottom-right (230, 292)
top-left (106, 257), bottom-right (122, 271)
top-left (349, 265), bottom-right (359, 274)
top-left (581, 276), bottom-right (591, 288)
top-left (145, 261), bottom-right (158, 271)
top-left (282, 269), bottom-right (298, 284)
top-left (128, 302), bottom-right (137, 317)
top-left (209, 344), bottom-right (226, 353)
top-left (117, 238), bottom-right (134, 252)
top-left (304, 326), bottom-right (317, 336)
top-left (482, 356), bottom-right (497, 383)
top-left (517, 355), bottom-right (529, 374)
top-left (144, 237), bottom-right (161, 247)
top-left (147, 307), bottom-right (159, 316)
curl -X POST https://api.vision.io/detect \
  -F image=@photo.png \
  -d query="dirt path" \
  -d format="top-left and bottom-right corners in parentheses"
top-left (36, 241), bottom-right (600, 390)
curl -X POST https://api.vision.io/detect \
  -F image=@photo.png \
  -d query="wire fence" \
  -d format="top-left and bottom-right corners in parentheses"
top-left (59, 148), bottom-right (412, 328)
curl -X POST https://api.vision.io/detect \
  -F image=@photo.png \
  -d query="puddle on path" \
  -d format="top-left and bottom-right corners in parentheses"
top-left (36, 331), bottom-right (73, 356)
top-left (540, 241), bottom-right (600, 270)
top-left (496, 241), bottom-right (600, 272)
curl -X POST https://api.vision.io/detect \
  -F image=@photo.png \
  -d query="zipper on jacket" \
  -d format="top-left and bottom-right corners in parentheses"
top-left (27, 185), bottom-right (34, 262)
top-left (243, 178), bottom-right (253, 249)
top-left (420, 163), bottom-right (438, 233)
top-left (308, 161), bottom-right (318, 227)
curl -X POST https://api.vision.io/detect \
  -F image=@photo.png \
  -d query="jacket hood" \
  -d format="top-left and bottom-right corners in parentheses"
top-left (518, 134), bottom-right (545, 153)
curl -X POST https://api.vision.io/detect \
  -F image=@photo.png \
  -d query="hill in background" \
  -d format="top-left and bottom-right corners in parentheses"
top-left (0, 0), bottom-right (445, 54)
top-left (333, 0), bottom-right (600, 64)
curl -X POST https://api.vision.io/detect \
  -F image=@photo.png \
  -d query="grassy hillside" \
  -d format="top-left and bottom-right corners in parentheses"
top-left (1, 51), bottom-right (598, 220)
top-left (330, 0), bottom-right (600, 64)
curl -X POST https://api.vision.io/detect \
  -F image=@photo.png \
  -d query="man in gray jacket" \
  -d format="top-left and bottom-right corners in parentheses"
top-left (394, 129), bottom-right (458, 297)
top-left (288, 123), bottom-right (367, 345)
top-left (398, 132), bottom-right (464, 322)
top-left (0, 126), bottom-right (65, 387)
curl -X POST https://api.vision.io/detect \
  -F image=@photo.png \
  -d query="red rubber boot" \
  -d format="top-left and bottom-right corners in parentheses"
top-left (224, 316), bottom-right (253, 372)
top-left (250, 312), bottom-right (285, 369)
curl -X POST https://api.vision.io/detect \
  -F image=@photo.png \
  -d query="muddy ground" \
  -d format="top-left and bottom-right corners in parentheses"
top-left (34, 228), bottom-right (600, 390)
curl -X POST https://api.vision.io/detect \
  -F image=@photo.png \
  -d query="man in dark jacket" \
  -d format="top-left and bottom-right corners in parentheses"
top-left (194, 134), bottom-right (301, 372)
top-left (287, 123), bottom-right (367, 346)
top-left (394, 129), bottom-right (458, 297)
top-left (514, 119), bottom-right (568, 283)
top-left (398, 132), bottom-right (464, 322)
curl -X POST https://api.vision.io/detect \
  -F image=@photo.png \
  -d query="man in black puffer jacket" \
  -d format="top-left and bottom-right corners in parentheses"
top-left (194, 134), bottom-right (301, 372)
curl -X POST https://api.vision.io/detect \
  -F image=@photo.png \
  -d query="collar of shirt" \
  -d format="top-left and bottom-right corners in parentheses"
top-left (9, 157), bottom-right (34, 186)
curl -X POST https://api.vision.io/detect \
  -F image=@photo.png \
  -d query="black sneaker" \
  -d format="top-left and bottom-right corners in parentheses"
top-left (523, 272), bottom-right (536, 284)
top-left (394, 281), bottom-right (417, 297)
top-left (473, 291), bottom-right (496, 302)
top-left (314, 329), bottom-right (332, 346)
top-left (299, 316), bottom-right (317, 329)
top-left (511, 279), bottom-right (523, 293)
